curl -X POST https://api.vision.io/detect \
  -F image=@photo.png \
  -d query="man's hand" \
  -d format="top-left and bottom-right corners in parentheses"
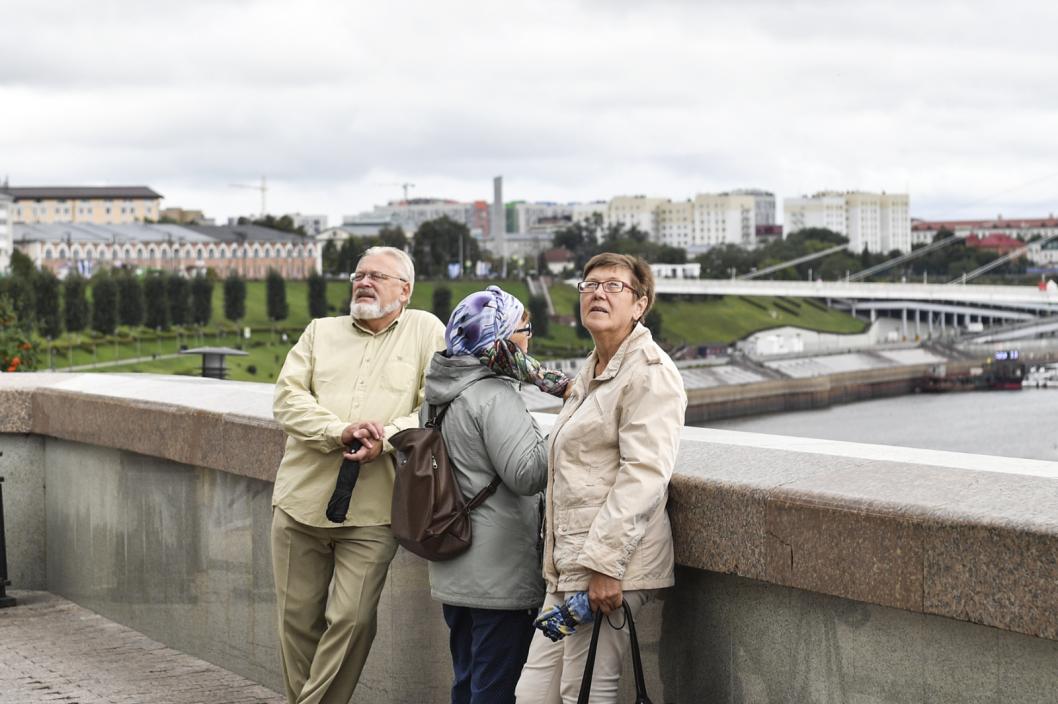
top-left (341, 421), bottom-right (385, 463)
top-left (586, 570), bottom-right (623, 615)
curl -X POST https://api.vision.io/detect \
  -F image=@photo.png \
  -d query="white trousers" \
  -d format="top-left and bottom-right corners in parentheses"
top-left (514, 589), bottom-right (653, 704)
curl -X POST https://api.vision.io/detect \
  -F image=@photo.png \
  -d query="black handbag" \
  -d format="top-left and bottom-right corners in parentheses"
top-left (577, 601), bottom-right (653, 704)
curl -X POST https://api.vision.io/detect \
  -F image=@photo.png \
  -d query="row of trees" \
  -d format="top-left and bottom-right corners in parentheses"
top-left (321, 226), bottom-right (409, 276)
top-left (321, 219), bottom-right (487, 280)
top-left (0, 266), bottom-right (333, 344)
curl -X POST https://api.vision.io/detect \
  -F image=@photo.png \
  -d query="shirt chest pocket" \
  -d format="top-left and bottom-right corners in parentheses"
top-left (381, 357), bottom-right (417, 394)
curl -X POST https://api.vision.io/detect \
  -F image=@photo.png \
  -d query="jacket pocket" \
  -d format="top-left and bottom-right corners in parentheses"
top-left (555, 504), bottom-right (600, 537)
top-left (553, 504), bottom-right (601, 574)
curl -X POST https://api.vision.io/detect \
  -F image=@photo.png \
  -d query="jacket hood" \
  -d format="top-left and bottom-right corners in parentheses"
top-left (424, 351), bottom-right (498, 406)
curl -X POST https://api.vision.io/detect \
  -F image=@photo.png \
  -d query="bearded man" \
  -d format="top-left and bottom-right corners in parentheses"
top-left (271, 246), bottom-right (445, 704)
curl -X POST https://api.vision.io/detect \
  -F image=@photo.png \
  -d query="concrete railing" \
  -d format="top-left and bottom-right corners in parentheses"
top-left (2, 373), bottom-right (1058, 703)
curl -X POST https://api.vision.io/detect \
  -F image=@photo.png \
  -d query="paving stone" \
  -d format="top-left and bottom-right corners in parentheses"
top-left (0, 592), bottom-right (284, 704)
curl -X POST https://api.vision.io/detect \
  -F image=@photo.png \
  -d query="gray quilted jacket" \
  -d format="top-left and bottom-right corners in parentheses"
top-left (420, 352), bottom-right (548, 610)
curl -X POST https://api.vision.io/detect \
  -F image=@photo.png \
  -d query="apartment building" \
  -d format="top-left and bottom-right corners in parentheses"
top-left (0, 192), bottom-right (12, 274)
top-left (3, 186), bottom-right (163, 225)
top-left (507, 202), bottom-right (575, 234)
top-left (654, 192), bottom-right (770, 252)
top-left (607, 196), bottom-right (668, 238)
top-left (729, 188), bottom-right (777, 226)
top-left (784, 191), bottom-right (910, 253)
top-left (288, 213), bottom-right (329, 236)
top-left (571, 201), bottom-right (608, 226)
top-left (343, 198), bottom-right (490, 237)
top-left (657, 200), bottom-right (694, 249)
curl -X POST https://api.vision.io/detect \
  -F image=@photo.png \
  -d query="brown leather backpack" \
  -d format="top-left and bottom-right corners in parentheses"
top-left (389, 402), bottom-right (501, 561)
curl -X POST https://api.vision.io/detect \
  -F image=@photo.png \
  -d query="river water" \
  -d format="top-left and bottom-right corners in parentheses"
top-left (702, 388), bottom-right (1058, 463)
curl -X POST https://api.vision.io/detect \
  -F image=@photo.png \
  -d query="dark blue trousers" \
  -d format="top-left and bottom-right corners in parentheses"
top-left (442, 604), bottom-right (536, 704)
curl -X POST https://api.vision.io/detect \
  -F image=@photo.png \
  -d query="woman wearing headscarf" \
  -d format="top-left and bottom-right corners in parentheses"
top-left (423, 285), bottom-right (570, 704)
top-left (516, 253), bottom-right (687, 704)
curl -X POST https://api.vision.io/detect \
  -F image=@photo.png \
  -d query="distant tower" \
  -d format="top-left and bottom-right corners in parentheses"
top-left (492, 176), bottom-right (506, 277)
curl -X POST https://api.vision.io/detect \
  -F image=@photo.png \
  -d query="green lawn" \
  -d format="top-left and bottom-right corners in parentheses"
top-left (38, 278), bottom-right (865, 381)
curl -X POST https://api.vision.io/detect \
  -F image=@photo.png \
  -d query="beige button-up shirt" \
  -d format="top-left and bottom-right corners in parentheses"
top-left (272, 308), bottom-right (445, 527)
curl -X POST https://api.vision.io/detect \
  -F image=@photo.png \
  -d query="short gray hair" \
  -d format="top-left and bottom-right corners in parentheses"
top-left (359, 246), bottom-right (415, 298)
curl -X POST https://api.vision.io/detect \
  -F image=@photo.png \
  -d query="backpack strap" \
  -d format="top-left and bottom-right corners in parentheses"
top-left (464, 475), bottom-right (503, 513)
top-left (431, 376), bottom-right (503, 509)
top-left (427, 402), bottom-right (450, 428)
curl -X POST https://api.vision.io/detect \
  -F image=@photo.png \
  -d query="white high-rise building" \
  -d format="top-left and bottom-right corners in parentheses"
top-left (783, 191), bottom-right (910, 252)
top-left (571, 201), bottom-right (608, 228)
top-left (729, 188), bottom-right (776, 226)
top-left (690, 193), bottom-right (757, 250)
top-left (657, 201), bottom-right (694, 250)
top-left (656, 192), bottom-right (764, 252)
top-left (0, 193), bottom-right (12, 275)
top-left (607, 196), bottom-right (668, 238)
top-left (784, 192), bottom-right (847, 235)
top-left (288, 213), bottom-right (328, 236)
top-left (878, 193), bottom-right (911, 253)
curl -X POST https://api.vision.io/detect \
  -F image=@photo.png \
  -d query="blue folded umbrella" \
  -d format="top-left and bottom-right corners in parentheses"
top-left (533, 591), bottom-right (594, 641)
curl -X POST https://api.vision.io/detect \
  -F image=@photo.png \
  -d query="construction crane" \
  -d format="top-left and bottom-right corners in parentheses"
top-left (229, 176), bottom-right (268, 217)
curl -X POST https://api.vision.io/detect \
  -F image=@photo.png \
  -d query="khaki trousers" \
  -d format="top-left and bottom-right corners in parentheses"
top-left (271, 508), bottom-right (399, 704)
top-left (514, 589), bottom-right (653, 704)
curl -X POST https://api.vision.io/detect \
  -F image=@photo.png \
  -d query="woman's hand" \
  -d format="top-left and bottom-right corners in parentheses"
top-left (586, 570), bottom-right (623, 615)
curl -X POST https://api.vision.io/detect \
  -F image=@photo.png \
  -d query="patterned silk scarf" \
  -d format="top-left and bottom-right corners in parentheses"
top-left (480, 339), bottom-right (570, 398)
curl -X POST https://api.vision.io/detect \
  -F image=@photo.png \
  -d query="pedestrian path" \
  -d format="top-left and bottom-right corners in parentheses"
top-left (0, 591), bottom-right (284, 704)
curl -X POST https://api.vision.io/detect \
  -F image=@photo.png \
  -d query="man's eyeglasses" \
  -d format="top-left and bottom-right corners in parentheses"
top-left (350, 271), bottom-right (408, 284)
top-left (513, 322), bottom-right (533, 338)
top-left (576, 280), bottom-right (639, 296)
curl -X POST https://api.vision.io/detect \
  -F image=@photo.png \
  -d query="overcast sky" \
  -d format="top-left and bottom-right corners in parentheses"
top-left (3, 0), bottom-right (1058, 226)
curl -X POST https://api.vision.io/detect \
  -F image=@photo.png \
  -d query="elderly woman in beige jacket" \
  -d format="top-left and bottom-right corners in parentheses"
top-left (516, 253), bottom-right (687, 704)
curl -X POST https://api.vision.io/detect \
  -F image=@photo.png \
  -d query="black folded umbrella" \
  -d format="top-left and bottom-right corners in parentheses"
top-left (326, 439), bottom-right (363, 523)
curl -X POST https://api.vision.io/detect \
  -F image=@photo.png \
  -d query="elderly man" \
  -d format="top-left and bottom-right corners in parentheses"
top-left (271, 246), bottom-right (445, 704)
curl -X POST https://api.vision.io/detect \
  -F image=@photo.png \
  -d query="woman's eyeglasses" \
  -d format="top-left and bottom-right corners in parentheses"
top-left (576, 280), bottom-right (639, 295)
top-left (513, 322), bottom-right (533, 338)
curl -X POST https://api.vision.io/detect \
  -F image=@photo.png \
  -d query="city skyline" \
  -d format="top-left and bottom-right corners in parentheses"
top-left (3, 0), bottom-right (1058, 225)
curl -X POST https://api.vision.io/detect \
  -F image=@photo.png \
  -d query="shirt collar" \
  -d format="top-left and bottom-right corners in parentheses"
top-left (584, 323), bottom-right (648, 383)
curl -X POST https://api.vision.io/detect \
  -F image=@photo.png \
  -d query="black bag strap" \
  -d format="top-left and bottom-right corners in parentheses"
top-left (464, 475), bottom-right (503, 512)
top-left (576, 601), bottom-right (653, 704)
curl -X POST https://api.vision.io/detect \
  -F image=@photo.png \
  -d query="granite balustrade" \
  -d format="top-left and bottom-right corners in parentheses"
top-left (2, 373), bottom-right (1057, 703)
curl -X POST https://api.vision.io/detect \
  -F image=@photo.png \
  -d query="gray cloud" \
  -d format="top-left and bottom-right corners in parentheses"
top-left (2, 0), bottom-right (1058, 223)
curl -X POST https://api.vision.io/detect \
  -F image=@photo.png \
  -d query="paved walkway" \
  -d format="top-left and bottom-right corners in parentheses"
top-left (0, 591), bottom-right (284, 704)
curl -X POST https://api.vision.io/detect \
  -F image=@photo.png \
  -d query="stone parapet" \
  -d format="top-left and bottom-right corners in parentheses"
top-left (2, 372), bottom-right (1057, 643)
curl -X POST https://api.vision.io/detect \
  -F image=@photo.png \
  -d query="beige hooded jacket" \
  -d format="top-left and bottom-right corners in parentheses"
top-left (542, 324), bottom-right (687, 593)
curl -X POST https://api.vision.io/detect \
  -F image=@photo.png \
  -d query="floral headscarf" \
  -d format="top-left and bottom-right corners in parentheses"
top-left (445, 285), bottom-right (569, 398)
top-left (445, 285), bottom-right (524, 357)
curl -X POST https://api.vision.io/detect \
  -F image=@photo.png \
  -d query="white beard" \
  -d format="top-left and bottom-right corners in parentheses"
top-left (350, 297), bottom-right (402, 320)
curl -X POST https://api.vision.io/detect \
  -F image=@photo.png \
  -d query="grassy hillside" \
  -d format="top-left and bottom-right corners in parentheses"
top-left (52, 278), bottom-right (865, 381)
